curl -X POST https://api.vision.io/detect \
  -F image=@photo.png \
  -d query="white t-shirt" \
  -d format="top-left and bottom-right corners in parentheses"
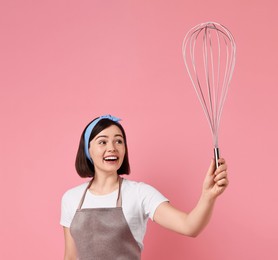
top-left (60, 178), bottom-right (168, 249)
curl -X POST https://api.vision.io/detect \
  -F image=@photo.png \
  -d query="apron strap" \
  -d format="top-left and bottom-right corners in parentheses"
top-left (77, 177), bottom-right (123, 210)
top-left (77, 178), bottom-right (94, 210)
top-left (116, 177), bottom-right (123, 208)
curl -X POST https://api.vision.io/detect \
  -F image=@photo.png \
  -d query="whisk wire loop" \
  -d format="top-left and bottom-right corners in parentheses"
top-left (182, 22), bottom-right (236, 150)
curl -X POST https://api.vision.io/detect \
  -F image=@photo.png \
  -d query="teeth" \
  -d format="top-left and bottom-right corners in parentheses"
top-left (104, 156), bottom-right (118, 161)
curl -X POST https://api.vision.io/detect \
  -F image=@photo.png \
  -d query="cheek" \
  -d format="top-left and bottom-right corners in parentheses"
top-left (89, 146), bottom-right (103, 158)
top-left (118, 146), bottom-right (126, 159)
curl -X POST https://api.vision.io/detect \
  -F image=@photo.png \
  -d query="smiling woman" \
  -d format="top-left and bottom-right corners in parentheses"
top-left (75, 115), bottom-right (130, 178)
top-left (88, 125), bottom-right (126, 175)
top-left (60, 114), bottom-right (229, 260)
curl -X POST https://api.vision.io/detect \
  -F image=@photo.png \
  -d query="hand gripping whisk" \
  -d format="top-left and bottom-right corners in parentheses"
top-left (182, 22), bottom-right (236, 168)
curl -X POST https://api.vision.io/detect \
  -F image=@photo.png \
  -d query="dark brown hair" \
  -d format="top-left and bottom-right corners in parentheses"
top-left (75, 118), bottom-right (130, 178)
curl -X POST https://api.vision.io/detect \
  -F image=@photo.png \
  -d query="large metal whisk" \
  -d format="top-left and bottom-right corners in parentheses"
top-left (182, 22), bottom-right (236, 168)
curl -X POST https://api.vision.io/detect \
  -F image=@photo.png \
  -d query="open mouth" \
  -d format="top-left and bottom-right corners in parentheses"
top-left (103, 156), bottom-right (118, 162)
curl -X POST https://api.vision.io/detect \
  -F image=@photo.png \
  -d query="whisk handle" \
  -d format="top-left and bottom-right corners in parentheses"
top-left (214, 147), bottom-right (220, 169)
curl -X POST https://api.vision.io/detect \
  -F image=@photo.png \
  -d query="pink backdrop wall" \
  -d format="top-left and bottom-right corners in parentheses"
top-left (1, 0), bottom-right (277, 259)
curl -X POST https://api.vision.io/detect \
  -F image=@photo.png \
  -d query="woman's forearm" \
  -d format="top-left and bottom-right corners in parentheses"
top-left (185, 192), bottom-right (216, 237)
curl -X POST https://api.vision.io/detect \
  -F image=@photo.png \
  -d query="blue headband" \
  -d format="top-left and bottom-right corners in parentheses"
top-left (84, 115), bottom-right (121, 163)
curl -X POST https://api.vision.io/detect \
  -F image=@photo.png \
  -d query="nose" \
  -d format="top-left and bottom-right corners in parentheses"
top-left (107, 142), bottom-right (116, 152)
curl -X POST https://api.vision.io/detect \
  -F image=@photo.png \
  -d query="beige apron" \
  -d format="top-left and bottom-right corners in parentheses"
top-left (70, 178), bottom-right (141, 260)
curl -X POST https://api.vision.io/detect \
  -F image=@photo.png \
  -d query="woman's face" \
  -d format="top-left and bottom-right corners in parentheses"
top-left (89, 125), bottom-right (126, 175)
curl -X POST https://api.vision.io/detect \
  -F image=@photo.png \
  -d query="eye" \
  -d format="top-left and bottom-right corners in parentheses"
top-left (115, 139), bottom-right (124, 144)
top-left (98, 140), bottom-right (107, 145)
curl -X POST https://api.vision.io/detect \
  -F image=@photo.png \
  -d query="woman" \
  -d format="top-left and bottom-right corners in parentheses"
top-left (60, 115), bottom-right (229, 260)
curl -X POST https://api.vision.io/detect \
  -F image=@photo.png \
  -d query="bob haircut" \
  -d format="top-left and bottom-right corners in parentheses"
top-left (75, 118), bottom-right (130, 178)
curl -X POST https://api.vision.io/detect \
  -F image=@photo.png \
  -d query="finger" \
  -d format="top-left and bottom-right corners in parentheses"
top-left (218, 158), bottom-right (226, 165)
top-left (207, 159), bottom-right (216, 176)
top-left (215, 162), bottom-right (227, 175)
top-left (214, 171), bottom-right (228, 182)
top-left (216, 177), bottom-right (229, 187)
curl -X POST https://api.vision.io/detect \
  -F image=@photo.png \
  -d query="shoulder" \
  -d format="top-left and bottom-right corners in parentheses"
top-left (122, 178), bottom-right (153, 191)
top-left (60, 181), bottom-right (90, 228)
top-left (122, 178), bottom-right (164, 197)
top-left (61, 181), bottom-right (90, 205)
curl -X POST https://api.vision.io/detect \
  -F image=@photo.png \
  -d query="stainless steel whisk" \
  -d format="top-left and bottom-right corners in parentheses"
top-left (182, 22), bottom-right (236, 168)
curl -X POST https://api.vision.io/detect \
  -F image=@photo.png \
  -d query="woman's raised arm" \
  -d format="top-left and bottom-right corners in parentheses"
top-left (153, 159), bottom-right (229, 237)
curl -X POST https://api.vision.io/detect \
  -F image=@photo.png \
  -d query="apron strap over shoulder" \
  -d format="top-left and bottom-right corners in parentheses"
top-left (77, 178), bottom-right (94, 210)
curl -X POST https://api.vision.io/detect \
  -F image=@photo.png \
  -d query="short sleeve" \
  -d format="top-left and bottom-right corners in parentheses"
top-left (60, 192), bottom-right (75, 228)
top-left (138, 183), bottom-right (169, 221)
top-left (60, 182), bottom-right (89, 228)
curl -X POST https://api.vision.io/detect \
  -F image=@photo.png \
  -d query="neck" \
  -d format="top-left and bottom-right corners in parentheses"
top-left (90, 173), bottom-right (120, 195)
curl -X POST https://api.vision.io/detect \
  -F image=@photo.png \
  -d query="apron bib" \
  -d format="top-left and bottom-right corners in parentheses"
top-left (70, 178), bottom-right (141, 260)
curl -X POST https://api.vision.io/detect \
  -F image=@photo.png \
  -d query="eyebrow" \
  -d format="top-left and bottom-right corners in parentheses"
top-left (95, 134), bottom-right (123, 140)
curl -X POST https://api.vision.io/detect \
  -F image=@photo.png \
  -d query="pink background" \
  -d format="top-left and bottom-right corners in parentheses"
top-left (1, 0), bottom-right (278, 259)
